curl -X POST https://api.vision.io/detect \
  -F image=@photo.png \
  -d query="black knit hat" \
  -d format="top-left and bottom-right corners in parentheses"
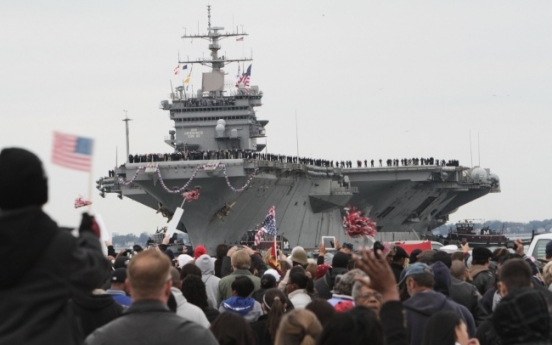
top-left (0, 148), bottom-right (48, 210)
top-left (492, 288), bottom-right (550, 345)
top-left (332, 252), bottom-right (349, 269)
top-left (472, 247), bottom-right (493, 262)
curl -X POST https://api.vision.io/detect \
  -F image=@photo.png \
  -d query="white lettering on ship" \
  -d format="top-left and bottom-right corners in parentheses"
top-left (184, 128), bottom-right (203, 139)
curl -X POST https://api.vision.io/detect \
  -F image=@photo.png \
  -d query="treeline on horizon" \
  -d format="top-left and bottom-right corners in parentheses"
top-left (432, 219), bottom-right (552, 235)
top-left (111, 219), bottom-right (552, 247)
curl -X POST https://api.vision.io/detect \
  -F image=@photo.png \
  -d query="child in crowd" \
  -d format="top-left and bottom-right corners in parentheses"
top-left (219, 276), bottom-right (263, 322)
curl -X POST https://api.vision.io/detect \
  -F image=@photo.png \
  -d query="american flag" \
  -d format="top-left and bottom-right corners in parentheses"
top-left (52, 131), bottom-right (93, 172)
top-left (254, 228), bottom-right (265, 246)
top-left (260, 206), bottom-right (276, 236)
top-left (174, 64), bottom-right (180, 75)
top-left (236, 37), bottom-right (244, 41)
top-left (235, 64), bottom-right (252, 90)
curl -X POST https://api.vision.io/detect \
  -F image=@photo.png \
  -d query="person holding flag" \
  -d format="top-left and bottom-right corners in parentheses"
top-left (254, 206), bottom-right (281, 274)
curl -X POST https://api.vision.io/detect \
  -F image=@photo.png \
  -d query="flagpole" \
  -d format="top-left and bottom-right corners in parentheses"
top-left (88, 144), bottom-right (94, 212)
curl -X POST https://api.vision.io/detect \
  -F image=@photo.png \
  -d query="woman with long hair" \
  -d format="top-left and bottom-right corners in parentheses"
top-left (181, 275), bottom-right (220, 323)
top-left (274, 309), bottom-right (322, 345)
top-left (250, 288), bottom-right (291, 345)
top-left (210, 312), bottom-right (255, 345)
top-left (422, 311), bottom-right (478, 345)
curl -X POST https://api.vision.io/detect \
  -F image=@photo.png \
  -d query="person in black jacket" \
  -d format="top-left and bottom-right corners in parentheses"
top-left (0, 148), bottom-right (108, 345)
top-left (70, 263), bottom-right (123, 338)
top-left (314, 252), bottom-right (349, 299)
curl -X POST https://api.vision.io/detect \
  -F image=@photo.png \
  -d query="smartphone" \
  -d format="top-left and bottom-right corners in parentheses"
top-left (322, 236), bottom-right (337, 251)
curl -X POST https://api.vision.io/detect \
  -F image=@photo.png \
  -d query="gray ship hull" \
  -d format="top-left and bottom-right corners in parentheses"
top-left (96, 8), bottom-right (501, 253)
top-left (102, 159), bottom-right (499, 253)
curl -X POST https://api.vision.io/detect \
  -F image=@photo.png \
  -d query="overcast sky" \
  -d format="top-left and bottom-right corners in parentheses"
top-left (1, 1), bottom-right (551, 236)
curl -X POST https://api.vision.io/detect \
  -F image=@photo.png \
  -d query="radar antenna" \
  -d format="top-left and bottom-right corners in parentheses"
top-left (122, 110), bottom-right (132, 163)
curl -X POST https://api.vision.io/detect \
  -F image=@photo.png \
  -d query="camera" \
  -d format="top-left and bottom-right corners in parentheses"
top-left (506, 241), bottom-right (518, 250)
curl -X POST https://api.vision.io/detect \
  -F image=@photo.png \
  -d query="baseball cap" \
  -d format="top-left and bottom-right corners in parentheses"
top-left (111, 267), bottom-right (127, 283)
top-left (397, 262), bottom-right (433, 285)
top-left (394, 246), bottom-right (409, 259)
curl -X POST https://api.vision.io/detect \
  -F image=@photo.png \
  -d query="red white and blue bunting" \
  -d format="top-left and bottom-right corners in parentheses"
top-left (117, 163), bottom-right (258, 195)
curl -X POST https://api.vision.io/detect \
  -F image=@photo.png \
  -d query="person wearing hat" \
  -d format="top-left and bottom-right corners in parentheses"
top-left (0, 148), bottom-right (107, 344)
top-left (493, 288), bottom-right (550, 345)
top-left (106, 268), bottom-right (132, 308)
top-left (278, 247), bottom-right (309, 290)
top-left (468, 247), bottom-right (495, 295)
top-left (195, 253), bottom-right (221, 309)
top-left (400, 263), bottom-right (473, 345)
top-left (314, 252), bottom-right (350, 299)
top-left (391, 246), bottom-right (409, 284)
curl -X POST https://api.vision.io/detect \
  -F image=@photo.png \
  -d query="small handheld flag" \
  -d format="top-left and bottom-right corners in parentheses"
top-left (52, 131), bottom-right (93, 172)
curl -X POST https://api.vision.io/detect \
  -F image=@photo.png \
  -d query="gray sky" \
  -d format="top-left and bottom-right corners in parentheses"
top-left (1, 1), bottom-right (551, 235)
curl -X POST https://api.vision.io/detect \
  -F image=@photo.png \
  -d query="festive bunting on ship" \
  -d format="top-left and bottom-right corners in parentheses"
top-left (117, 163), bottom-right (258, 194)
top-left (342, 205), bottom-right (377, 238)
top-left (74, 196), bottom-right (92, 209)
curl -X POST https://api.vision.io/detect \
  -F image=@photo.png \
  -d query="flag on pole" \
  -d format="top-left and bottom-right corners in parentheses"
top-left (261, 206), bottom-right (276, 236)
top-left (235, 64), bottom-right (252, 90)
top-left (52, 131), bottom-right (93, 171)
top-left (253, 206), bottom-right (276, 245)
top-left (269, 237), bottom-right (281, 273)
top-left (184, 66), bottom-right (193, 91)
top-left (182, 64), bottom-right (188, 70)
top-left (236, 37), bottom-right (244, 41)
top-left (174, 64), bottom-right (180, 75)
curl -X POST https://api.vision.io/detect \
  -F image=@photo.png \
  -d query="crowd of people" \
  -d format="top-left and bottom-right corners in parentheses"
top-left (125, 150), bottom-right (460, 170)
top-left (2, 147), bottom-right (548, 345)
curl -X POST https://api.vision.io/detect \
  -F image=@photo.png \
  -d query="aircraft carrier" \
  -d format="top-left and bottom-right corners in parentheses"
top-left (97, 7), bottom-right (501, 253)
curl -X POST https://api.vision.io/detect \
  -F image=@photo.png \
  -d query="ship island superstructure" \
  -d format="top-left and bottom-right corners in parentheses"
top-left (97, 7), bottom-right (501, 252)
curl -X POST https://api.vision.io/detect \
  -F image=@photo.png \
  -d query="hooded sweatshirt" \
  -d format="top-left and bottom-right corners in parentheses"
top-left (70, 292), bottom-right (123, 338)
top-left (430, 262), bottom-right (477, 336)
top-left (0, 207), bottom-right (106, 345)
top-left (195, 254), bottom-right (220, 308)
top-left (403, 290), bottom-right (472, 345)
top-left (219, 296), bottom-right (262, 323)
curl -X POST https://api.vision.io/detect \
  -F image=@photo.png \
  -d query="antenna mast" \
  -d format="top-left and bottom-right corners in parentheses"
top-left (478, 132), bottom-right (481, 167)
top-left (295, 111), bottom-right (300, 157)
top-left (469, 130), bottom-right (473, 167)
top-left (179, 5), bottom-right (252, 97)
top-left (123, 110), bottom-right (132, 163)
